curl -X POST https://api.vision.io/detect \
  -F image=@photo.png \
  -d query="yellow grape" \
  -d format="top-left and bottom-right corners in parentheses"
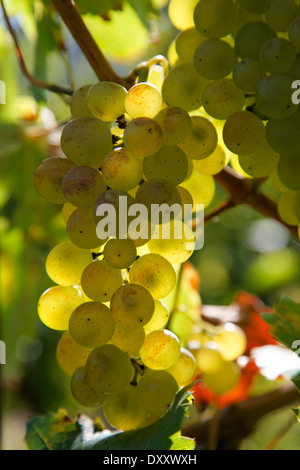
top-left (101, 147), bottom-right (143, 191)
top-left (34, 157), bottom-right (76, 205)
top-left (86, 81), bottom-right (127, 122)
top-left (212, 322), bottom-right (247, 361)
top-left (56, 331), bottom-right (93, 376)
top-left (111, 324), bottom-right (145, 357)
top-left (67, 208), bottom-right (105, 249)
top-left (61, 166), bottom-right (106, 209)
top-left (71, 366), bottom-right (107, 407)
top-left (103, 238), bottom-right (137, 269)
top-left (80, 259), bottom-right (123, 303)
top-left (70, 85), bottom-right (93, 118)
top-left (143, 300), bottom-right (169, 334)
top-left (203, 360), bottom-right (240, 395)
top-left (166, 347), bottom-right (196, 386)
top-left (195, 342), bottom-right (224, 373)
top-left (223, 110), bottom-right (265, 155)
top-left (136, 369), bottom-right (178, 417)
top-left (123, 117), bottom-right (163, 157)
top-left (124, 82), bottom-right (162, 119)
top-left (154, 106), bottom-right (192, 145)
top-left (103, 384), bottom-right (146, 431)
top-left (139, 329), bottom-right (181, 370)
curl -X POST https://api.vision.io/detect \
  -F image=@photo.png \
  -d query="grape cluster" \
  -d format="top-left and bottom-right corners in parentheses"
top-left (33, 0), bottom-right (300, 431)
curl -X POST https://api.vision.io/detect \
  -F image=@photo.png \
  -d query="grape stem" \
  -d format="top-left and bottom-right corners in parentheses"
top-left (1, 0), bottom-right (74, 96)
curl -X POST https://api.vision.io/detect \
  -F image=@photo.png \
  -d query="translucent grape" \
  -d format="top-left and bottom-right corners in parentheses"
top-left (202, 78), bottom-right (245, 120)
top-left (203, 361), bottom-right (240, 395)
top-left (193, 0), bottom-right (238, 38)
top-left (238, 139), bottom-right (279, 178)
top-left (71, 366), bottom-right (107, 407)
top-left (86, 81), bottom-right (127, 122)
top-left (180, 170), bottom-right (215, 209)
top-left (178, 116), bottom-right (218, 160)
top-left (193, 145), bottom-right (226, 175)
top-left (235, 21), bottom-right (276, 60)
top-left (56, 331), bottom-right (93, 376)
top-left (34, 157), bottom-right (76, 204)
top-left (110, 283), bottom-right (155, 329)
top-left (265, 0), bottom-right (298, 32)
top-left (195, 342), bottom-right (224, 373)
top-left (62, 166), bottom-right (106, 209)
top-left (238, 0), bottom-right (267, 14)
top-left (168, 0), bottom-right (199, 30)
top-left (140, 329), bottom-right (181, 370)
top-left (103, 238), bottom-right (137, 269)
top-left (166, 348), bottom-right (196, 386)
top-left (175, 28), bottom-right (206, 63)
top-left (103, 384), bottom-right (146, 430)
top-left (143, 145), bottom-right (189, 185)
top-left (137, 369), bottom-right (178, 418)
top-left (143, 300), bottom-right (169, 334)
top-left (266, 109), bottom-right (300, 154)
top-left (70, 85), bottom-right (93, 118)
top-left (289, 16), bottom-right (300, 50)
top-left (162, 63), bottom-right (209, 112)
top-left (177, 186), bottom-right (194, 211)
top-left (124, 83), bottom-right (162, 119)
top-left (213, 323), bottom-right (247, 361)
top-left (101, 147), bottom-right (143, 191)
top-left (256, 74), bottom-right (298, 119)
top-left (223, 111), bottom-right (266, 155)
top-left (80, 259), bottom-right (123, 303)
top-left (123, 117), bottom-right (163, 158)
top-left (278, 190), bottom-right (300, 226)
top-left (61, 202), bottom-right (77, 224)
top-left (111, 324), bottom-right (145, 357)
top-left (45, 240), bottom-right (93, 286)
top-left (154, 106), bottom-right (192, 146)
top-left (233, 58), bottom-right (265, 92)
top-left (38, 285), bottom-right (83, 331)
top-left (60, 117), bottom-right (112, 167)
top-left (129, 253), bottom-right (176, 300)
top-left (193, 39), bottom-right (236, 80)
top-left (259, 37), bottom-right (297, 74)
top-left (277, 153), bottom-right (300, 190)
top-left (69, 301), bottom-right (115, 348)
top-left (86, 344), bottom-right (133, 394)
top-left (67, 208), bottom-right (104, 249)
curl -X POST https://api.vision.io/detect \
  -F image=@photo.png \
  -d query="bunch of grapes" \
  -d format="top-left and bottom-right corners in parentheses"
top-left (33, 0), bottom-right (300, 431)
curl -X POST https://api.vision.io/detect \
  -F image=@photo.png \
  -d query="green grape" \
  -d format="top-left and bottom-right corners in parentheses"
top-left (289, 55), bottom-right (300, 79)
top-left (213, 323), bottom-right (247, 361)
top-left (103, 384), bottom-right (146, 431)
top-left (195, 343), bottom-right (225, 373)
top-left (166, 347), bottom-right (196, 386)
top-left (46, 240), bottom-right (93, 286)
top-left (235, 21), bottom-right (276, 60)
top-left (175, 27), bottom-right (206, 62)
top-left (269, 168), bottom-right (290, 193)
top-left (129, 253), bottom-right (176, 300)
top-left (168, 0), bottom-right (199, 30)
top-left (62, 166), bottom-right (106, 209)
top-left (256, 74), bottom-right (298, 119)
top-left (61, 202), bottom-right (77, 224)
top-left (231, 6), bottom-right (265, 37)
top-left (162, 62), bottom-right (209, 112)
top-left (233, 58), bottom-right (265, 92)
top-left (111, 324), bottom-right (145, 357)
top-left (67, 208), bottom-right (104, 249)
top-left (101, 147), bottom-right (143, 191)
top-left (266, 110), bottom-right (300, 154)
top-left (143, 145), bottom-right (189, 185)
top-left (177, 186), bottom-right (194, 212)
top-left (70, 85), bottom-right (93, 118)
top-left (238, 139), bottom-right (279, 178)
top-left (60, 117), bottom-right (112, 167)
top-left (223, 110), bottom-right (266, 155)
top-left (123, 117), bottom-right (163, 158)
top-left (34, 157), bottom-right (76, 204)
top-left (193, 144), bottom-right (226, 175)
top-left (238, 0), bottom-right (267, 14)
top-left (180, 169), bottom-right (215, 209)
top-left (110, 283), bottom-right (155, 329)
top-left (203, 361), bottom-right (240, 395)
top-left (140, 329), bottom-right (181, 370)
top-left (178, 116), bottom-right (218, 160)
top-left (38, 285), bottom-right (83, 331)
top-left (259, 37), bottom-right (297, 74)
top-left (124, 82), bottom-right (162, 119)
top-left (86, 81), bottom-right (127, 122)
top-left (136, 370), bottom-right (178, 418)
top-left (80, 259), bottom-right (123, 303)
top-left (86, 344), bottom-right (133, 394)
top-left (202, 78), bottom-right (245, 120)
top-left (289, 16), bottom-right (300, 50)
top-left (277, 153), bottom-right (300, 190)
top-left (143, 300), bottom-right (169, 334)
top-left (148, 220), bottom-right (195, 264)
top-left (69, 301), bottom-right (115, 348)
top-left (278, 190), bottom-right (300, 226)
top-left (103, 238), bottom-right (137, 269)
top-left (71, 366), bottom-right (107, 407)
top-left (154, 106), bottom-right (192, 146)
top-left (265, 0), bottom-right (298, 32)
top-left (193, 0), bottom-right (238, 38)
top-left (56, 331), bottom-right (93, 376)
top-left (94, 189), bottom-right (136, 240)
top-left (193, 39), bottom-right (236, 80)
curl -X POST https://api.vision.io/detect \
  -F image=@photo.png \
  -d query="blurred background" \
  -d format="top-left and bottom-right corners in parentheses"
top-left (1, 0), bottom-right (300, 450)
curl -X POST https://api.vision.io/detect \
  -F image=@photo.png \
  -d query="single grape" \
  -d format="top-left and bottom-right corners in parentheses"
top-left (178, 116), bottom-right (218, 160)
top-left (289, 16), bottom-right (300, 50)
top-left (193, 39), bottom-right (236, 80)
top-left (168, 0), bottom-right (199, 30)
top-left (235, 21), bottom-right (276, 60)
top-left (202, 78), bottom-right (245, 120)
top-left (278, 190), bottom-right (300, 226)
top-left (193, 0), bottom-right (238, 38)
top-left (124, 82), bottom-right (162, 119)
top-left (136, 369), bottom-right (178, 417)
top-left (266, 109), bottom-right (300, 154)
top-left (238, 139), bottom-right (279, 178)
top-left (86, 81), bottom-right (127, 122)
top-left (103, 238), bottom-right (137, 269)
top-left (277, 153), bottom-right (300, 190)
top-left (175, 28), bottom-right (206, 63)
top-left (223, 110), bottom-right (266, 155)
top-left (34, 157), bottom-right (76, 204)
top-left (143, 300), bottom-right (169, 334)
top-left (203, 360), bottom-right (240, 395)
top-left (213, 323), bottom-right (247, 361)
top-left (67, 208), bottom-right (104, 249)
top-left (123, 117), bottom-right (163, 158)
top-left (70, 85), bottom-right (93, 118)
top-left (103, 384), bottom-right (146, 431)
top-left (143, 145), bottom-right (189, 185)
top-left (195, 342), bottom-right (225, 373)
top-left (233, 58), bottom-right (265, 92)
top-left (166, 347), bottom-right (196, 386)
top-left (265, 0), bottom-right (298, 32)
top-left (259, 37), bottom-right (297, 74)
top-left (111, 324), bottom-right (145, 357)
top-left (139, 329), bottom-right (181, 370)
top-left (62, 166), bottom-right (106, 209)
top-left (61, 202), bottom-right (77, 224)
top-left (37, 285), bottom-right (83, 331)
top-left (154, 106), bottom-right (192, 146)
top-left (255, 74), bottom-right (298, 119)
top-left (180, 169), bottom-right (215, 210)
top-left (101, 147), bottom-right (143, 191)
top-left (71, 366), bottom-right (107, 407)
top-left (56, 331), bottom-right (93, 376)
top-left (193, 145), bottom-right (226, 175)
top-left (80, 259), bottom-right (123, 303)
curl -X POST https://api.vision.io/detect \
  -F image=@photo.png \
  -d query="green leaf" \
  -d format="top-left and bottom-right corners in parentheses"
top-left (293, 408), bottom-right (300, 422)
